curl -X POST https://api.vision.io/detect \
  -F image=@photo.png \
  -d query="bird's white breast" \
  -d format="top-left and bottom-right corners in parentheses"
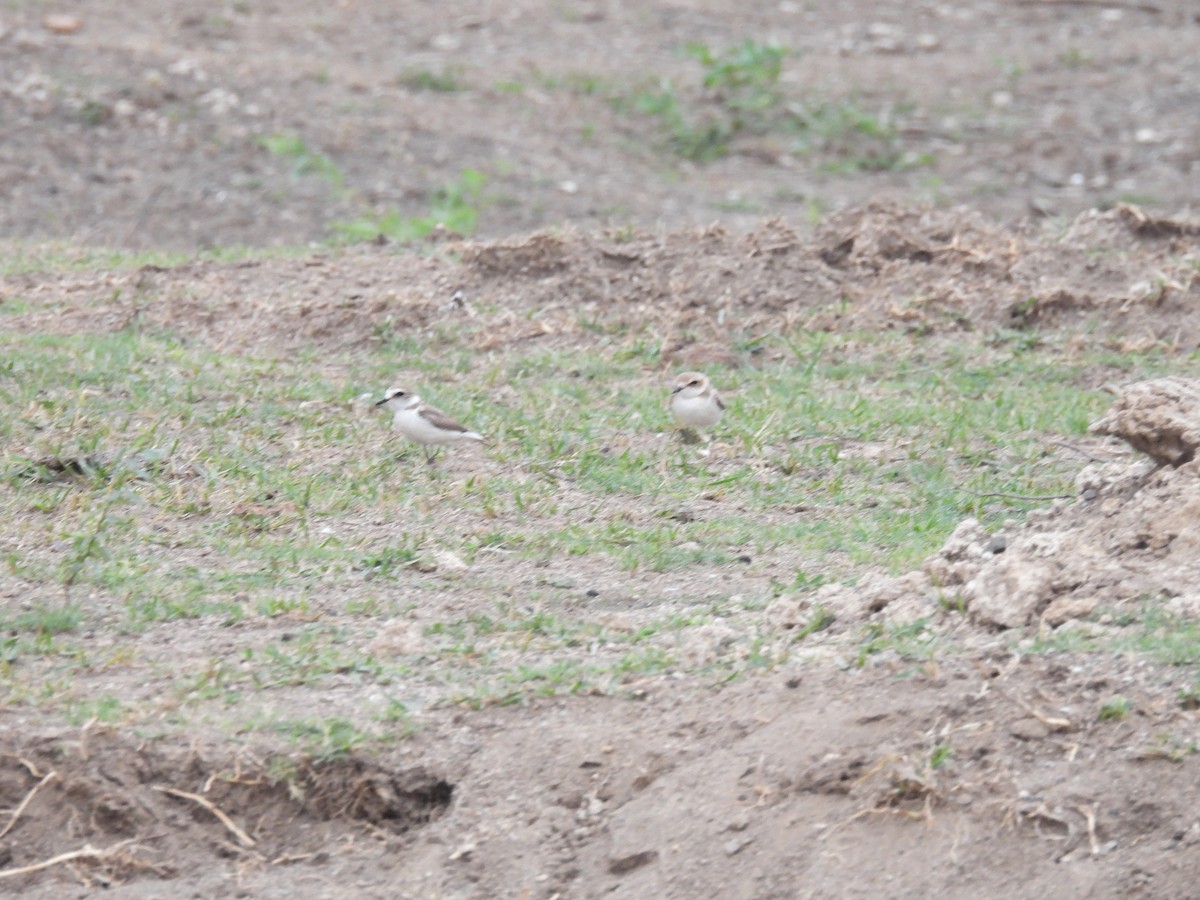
top-left (671, 391), bottom-right (723, 428)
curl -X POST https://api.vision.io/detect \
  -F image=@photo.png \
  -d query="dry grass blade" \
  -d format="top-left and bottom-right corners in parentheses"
top-left (152, 786), bottom-right (257, 848)
top-left (13, 757), bottom-right (44, 778)
top-left (1078, 802), bottom-right (1101, 855)
top-left (0, 770), bottom-right (59, 839)
top-left (957, 488), bottom-right (1073, 502)
top-left (993, 685), bottom-right (1073, 730)
top-left (0, 839), bottom-right (137, 880)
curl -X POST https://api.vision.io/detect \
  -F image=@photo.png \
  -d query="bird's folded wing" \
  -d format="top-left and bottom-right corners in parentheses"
top-left (420, 405), bottom-right (472, 433)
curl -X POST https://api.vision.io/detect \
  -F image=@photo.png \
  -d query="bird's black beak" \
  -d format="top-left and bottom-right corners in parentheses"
top-left (375, 396), bottom-right (389, 406)
top-left (671, 385), bottom-right (683, 394)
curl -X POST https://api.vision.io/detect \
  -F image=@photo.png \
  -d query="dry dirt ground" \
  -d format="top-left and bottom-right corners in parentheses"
top-left (2, 0), bottom-right (1198, 247)
top-left (2, 1), bottom-right (1200, 898)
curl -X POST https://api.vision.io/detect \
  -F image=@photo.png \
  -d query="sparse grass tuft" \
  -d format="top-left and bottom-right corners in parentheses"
top-left (929, 744), bottom-right (952, 769)
top-left (598, 39), bottom-right (931, 170)
top-left (260, 132), bottom-right (344, 186)
top-left (396, 66), bottom-right (464, 93)
top-left (855, 618), bottom-right (942, 668)
top-left (258, 132), bottom-right (487, 245)
top-left (618, 39), bottom-right (788, 160)
top-left (65, 694), bottom-right (127, 724)
top-left (1099, 696), bottom-right (1131, 721)
top-left (5, 604), bottom-right (85, 636)
top-left (1034, 605), bottom-right (1200, 666)
top-left (331, 168), bottom-right (488, 243)
top-left (1178, 682), bottom-right (1200, 711)
top-left (269, 717), bottom-right (372, 761)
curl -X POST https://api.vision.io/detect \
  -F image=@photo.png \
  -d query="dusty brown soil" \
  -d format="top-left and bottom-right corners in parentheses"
top-left (1, 0), bottom-right (1197, 248)
top-left (6, 655), bottom-right (1200, 899)
top-left (3, 1), bottom-right (1200, 898)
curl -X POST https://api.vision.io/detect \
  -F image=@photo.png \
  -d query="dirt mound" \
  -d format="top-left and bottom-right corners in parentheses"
top-left (0, 730), bottom-right (451, 895)
top-left (770, 378), bottom-right (1200, 635)
top-left (935, 377), bottom-right (1200, 630)
top-left (4, 205), bottom-right (1198, 359)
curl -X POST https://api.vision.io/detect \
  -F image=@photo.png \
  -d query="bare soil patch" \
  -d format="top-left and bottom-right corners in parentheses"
top-left (4, 656), bottom-right (1200, 898)
top-left (1, 0), bottom-right (1198, 249)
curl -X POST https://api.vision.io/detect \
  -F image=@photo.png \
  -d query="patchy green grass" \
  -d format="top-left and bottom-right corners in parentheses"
top-left (266, 716), bottom-right (374, 761)
top-left (1029, 603), bottom-right (1200, 666)
top-left (260, 132), bottom-right (345, 186)
top-left (1099, 695), bottom-right (1131, 721)
top-left (0, 240), bottom-right (294, 275)
top-left (791, 101), bottom-right (933, 173)
top-left (396, 66), bottom-right (465, 93)
top-left (257, 129), bottom-right (489, 244)
top-left (330, 168), bottom-right (488, 243)
top-left (854, 618), bottom-right (944, 669)
top-left (0, 269), bottom-right (1186, 743)
top-left (614, 39), bottom-right (790, 160)
top-left (574, 38), bottom-right (932, 170)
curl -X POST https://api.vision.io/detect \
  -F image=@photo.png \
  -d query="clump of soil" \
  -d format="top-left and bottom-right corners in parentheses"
top-left (1090, 376), bottom-right (1200, 467)
top-left (943, 377), bottom-right (1200, 629)
top-left (774, 377), bottom-right (1200, 633)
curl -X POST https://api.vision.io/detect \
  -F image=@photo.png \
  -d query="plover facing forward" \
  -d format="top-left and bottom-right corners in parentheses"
top-left (669, 372), bottom-right (724, 442)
